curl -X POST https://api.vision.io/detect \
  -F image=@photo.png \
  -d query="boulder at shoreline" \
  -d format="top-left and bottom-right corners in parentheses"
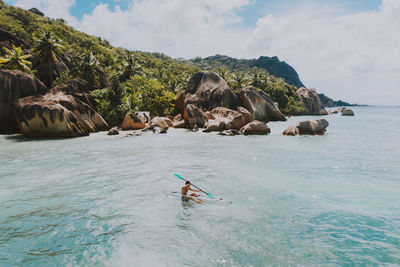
top-left (237, 106), bottom-right (253, 124)
top-left (0, 69), bottom-right (48, 134)
top-left (51, 79), bottom-right (96, 108)
top-left (148, 117), bottom-right (173, 129)
top-left (184, 104), bottom-right (208, 129)
top-left (14, 91), bottom-right (109, 138)
top-left (203, 107), bottom-right (246, 132)
top-left (282, 119), bottom-right (329, 136)
top-left (239, 86), bottom-right (287, 122)
top-left (341, 108), bottom-right (355, 116)
top-left (240, 120), bottom-right (271, 135)
top-left (107, 126), bottom-right (119, 135)
top-left (121, 113), bottom-right (146, 130)
top-left (181, 71), bottom-right (239, 112)
top-left (297, 87), bottom-right (329, 115)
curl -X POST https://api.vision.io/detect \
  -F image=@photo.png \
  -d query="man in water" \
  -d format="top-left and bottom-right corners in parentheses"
top-left (181, 181), bottom-right (203, 204)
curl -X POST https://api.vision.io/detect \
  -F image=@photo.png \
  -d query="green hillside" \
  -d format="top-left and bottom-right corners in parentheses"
top-left (0, 1), bottom-right (305, 126)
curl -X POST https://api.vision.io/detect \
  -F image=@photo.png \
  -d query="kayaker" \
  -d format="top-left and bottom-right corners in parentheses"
top-left (181, 181), bottom-right (203, 204)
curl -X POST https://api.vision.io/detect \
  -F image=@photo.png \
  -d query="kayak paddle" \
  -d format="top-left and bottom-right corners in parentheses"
top-left (174, 173), bottom-right (214, 199)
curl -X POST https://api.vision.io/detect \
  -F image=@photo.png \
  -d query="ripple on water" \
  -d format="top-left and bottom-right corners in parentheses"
top-left (0, 106), bottom-right (400, 266)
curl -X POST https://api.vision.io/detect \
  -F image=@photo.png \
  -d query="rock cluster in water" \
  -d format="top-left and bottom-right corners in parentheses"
top-left (173, 71), bottom-right (285, 135)
top-left (329, 107), bottom-right (355, 116)
top-left (1, 65), bottom-right (353, 138)
top-left (0, 19), bottom-right (353, 138)
top-left (105, 71), bottom-right (282, 136)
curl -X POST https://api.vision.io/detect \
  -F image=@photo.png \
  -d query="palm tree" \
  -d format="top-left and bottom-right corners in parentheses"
top-left (249, 67), bottom-right (262, 88)
top-left (33, 30), bottom-right (63, 85)
top-left (231, 72), bottom-right (248, 91)
top-left (217, 67), bottom-right (229, 80)
top-left (119, 53), bottom-right (142, 81)
top-left (73, 50), bottom-right (102, 88)
top-left (0, 44), bottom-right (32, 73)
top-left (34, 30), bottom-right (62, 64)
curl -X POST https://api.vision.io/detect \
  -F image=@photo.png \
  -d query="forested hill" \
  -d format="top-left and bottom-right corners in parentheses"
top-left (0, 1), bottom-right (307, 126)
top-left (189, 55), bottom-right (305, 88)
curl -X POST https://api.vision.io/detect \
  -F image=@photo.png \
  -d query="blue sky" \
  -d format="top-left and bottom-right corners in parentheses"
top-left (63, 0), bottom-right (382, 25)
top-left (236, 0), bottom-right (381, 26)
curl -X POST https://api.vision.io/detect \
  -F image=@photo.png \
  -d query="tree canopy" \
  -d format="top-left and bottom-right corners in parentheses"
top-left (0, 1), bottom-right (306, 126)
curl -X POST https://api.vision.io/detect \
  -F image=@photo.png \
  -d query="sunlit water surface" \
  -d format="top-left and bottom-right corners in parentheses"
top-left (1, 106), bottom-right (400, 266)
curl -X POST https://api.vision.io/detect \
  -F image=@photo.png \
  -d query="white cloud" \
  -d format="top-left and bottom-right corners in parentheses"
top-left (8, 0), bottom-right (78, 25)
top-left (245, 0), bottom-right (400, 104)
top-left (77, 0), bottom-right (250, 57)
top-left (5, 0), bottom-right (400, 104)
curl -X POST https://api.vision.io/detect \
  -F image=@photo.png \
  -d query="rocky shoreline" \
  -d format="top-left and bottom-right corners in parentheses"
top-left (0, 69), bottom-right (356, 138)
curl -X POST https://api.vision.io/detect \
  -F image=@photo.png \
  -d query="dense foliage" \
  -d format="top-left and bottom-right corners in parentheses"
top-left (0, 1), bottom-right (306, 126)
top-left (0, 44), bottom-right (32, 73)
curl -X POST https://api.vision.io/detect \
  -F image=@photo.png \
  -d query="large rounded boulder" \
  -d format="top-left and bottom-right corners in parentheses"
top-left (51, 78), bottom-right (90, 94)
top-left (237, 106), bottom-right (253, 124)
top-left (172, 114), bottom-right (187, 128)
top-left (175, 92), bottom-right (185, 115)
top-left (149, 117), bottom-right (173, 129)
top-left (204, 107), bottom-right (246, 132)
top-left (51, 79), bottom-right (96, 108)
top-left (121, 113), bottom-right (146, 130)
top-left (107, 126), bottom-right (119, 135)
top-left (239, 86), bottom-right (286, 122)
top-left (182, 71), bottom-right (239, 112)
top-left (341, 108), bottom-right (355, 116)
top-left (0, 69), bottom-right (48, 134)
top-left (282, 119), bottom-right (329, 136)
top-left (14, 91), bottom-right (109, 138)
top-left (297, 87), bottom-right (328, 115)
top-left (240, 120), bottom-right (271, 135)
top-left (183, 104), bottom-right (208, 129)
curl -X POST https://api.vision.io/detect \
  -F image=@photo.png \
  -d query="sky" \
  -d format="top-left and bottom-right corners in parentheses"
top-left (5, 0), bottom-right (399, 105)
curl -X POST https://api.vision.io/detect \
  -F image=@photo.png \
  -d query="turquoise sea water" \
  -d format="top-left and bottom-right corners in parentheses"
top-left (1, 106), bottom-right (400, 266)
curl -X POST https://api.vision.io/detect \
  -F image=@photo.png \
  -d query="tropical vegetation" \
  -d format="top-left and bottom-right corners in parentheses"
top-left (0, 44), bottom-right (32, 73)
top-left (0, 0), bottom-right (306, 126)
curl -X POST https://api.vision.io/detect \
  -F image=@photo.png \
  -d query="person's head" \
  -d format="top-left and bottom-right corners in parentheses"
top-left (185, 181), bottom-right (191, 185)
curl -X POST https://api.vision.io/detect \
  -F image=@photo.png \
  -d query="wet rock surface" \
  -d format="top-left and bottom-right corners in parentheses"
top-left (282, 119), bottom-right (329, 136)
top-left (14, 91), bottom-right (109, 138)
top-left (297, 87), bottom-right (328, 115)
top-left (182, 71), bottom-right (239, 112)
top-left (0, 69), bottom-right (48, 134)
top-left (239, 86), bottom-right (286, 122)
top-left (240, 120), bottom-right (271, 135)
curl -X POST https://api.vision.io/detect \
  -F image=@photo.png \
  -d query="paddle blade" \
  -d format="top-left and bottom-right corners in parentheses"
top-left (174, 173), bottom-right (184, 180)
top-left (207, 193), bottom-right (214, 199)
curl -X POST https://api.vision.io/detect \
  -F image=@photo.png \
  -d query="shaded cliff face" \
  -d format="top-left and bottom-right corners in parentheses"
top-left (318, 93), bottom-right (354, 107)
top-left (191, 55), bottom-right (305, 88)
top-left (252, 56), bottom-right (305, 88)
